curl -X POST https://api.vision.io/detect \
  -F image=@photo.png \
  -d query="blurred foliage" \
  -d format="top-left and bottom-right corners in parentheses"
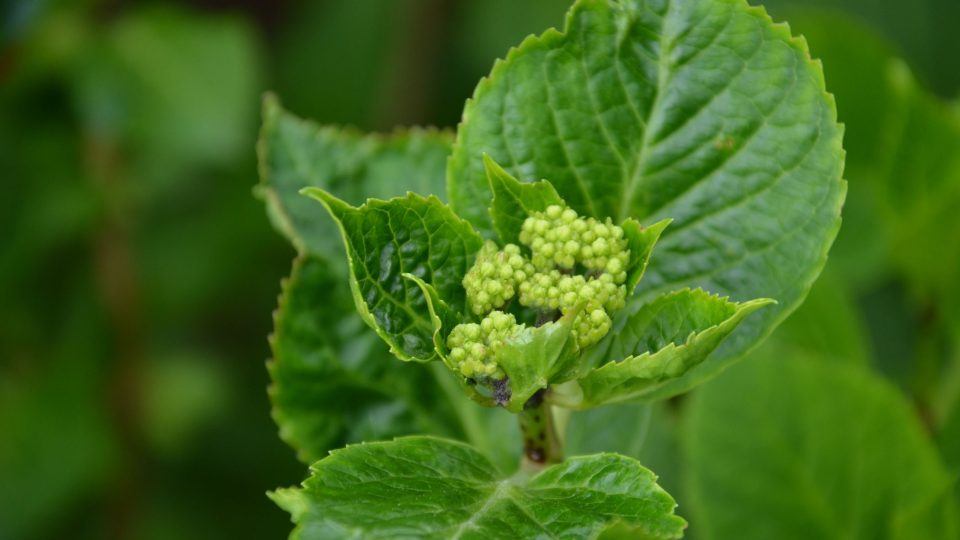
top-left (3, 0), bottom-right (960, 538)
top-left (0, 1), bottom-right (577, 538)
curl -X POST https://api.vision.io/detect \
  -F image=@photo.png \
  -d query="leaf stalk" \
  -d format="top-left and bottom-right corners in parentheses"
top-left (519, 389), bottom-right (563, 470)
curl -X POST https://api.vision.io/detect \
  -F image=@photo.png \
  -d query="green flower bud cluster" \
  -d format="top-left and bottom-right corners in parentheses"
top-left (574, 308), bottom-right (613, 351)
top-left (462, 241), bottom-right (535, 315)
top-left (518, 271), bottom-right (626, 313)
top-left (519, 205), bottom-right (629, 283)
top-left (517, 205), bottom-right (629, 348)
top-left (446, 311), bottom-right (519, 379)
top-left (453, 203), bottom-right (632, 379)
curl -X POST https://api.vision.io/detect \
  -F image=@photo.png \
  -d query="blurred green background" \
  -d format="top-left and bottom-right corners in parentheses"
top-left (1, 0), bottom-right (958, 539)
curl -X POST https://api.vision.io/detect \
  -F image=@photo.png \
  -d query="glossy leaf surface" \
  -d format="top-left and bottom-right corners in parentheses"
top-left (272, 436), bottom-right (686, 539)
top-left (574, 289), bottom-right (772, 407)
top-left (449, 0), bottom-right (845, 398)
top-left (305, 190), bottom-right (483, 362)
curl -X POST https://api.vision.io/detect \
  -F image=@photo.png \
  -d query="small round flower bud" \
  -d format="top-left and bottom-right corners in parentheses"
top-left (464, 203), bottom-right (636, 353)
top-left (592, 237), bottom-right (609, 255)
top-left (447, 311), bottom-right (521, 380)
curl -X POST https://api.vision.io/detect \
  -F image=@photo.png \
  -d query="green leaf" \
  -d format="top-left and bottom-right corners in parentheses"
top-left (269, 256), bottom-right (463, 463)
top-left (485, 154), bottom-right (564, 246)
top-left (762, 268), bottom-right (872, 366)
top-left (448, 0), bottom-right (845, 398)
top-left (565, 403), bottom-right (688, 535)
top-left (303, 190), bottom-right (483, 362)
top-left (257, 96), bottom-right (453, 257)
top-left (496, 313), bottom-right (578, 412)
top-left (271, 436), bottom-right (686, 540)
top-left (573, 289), bottom-right (773, 407)
top-left (684, 355), bottom-right (960, 540)
top-left (401, 273), bottom-right (460, 367)
top-left (622, 217), bottom-right (670, 293)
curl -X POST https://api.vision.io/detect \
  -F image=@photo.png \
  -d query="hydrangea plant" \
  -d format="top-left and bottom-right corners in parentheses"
top-left (258, 0), bottom-right (845, 537)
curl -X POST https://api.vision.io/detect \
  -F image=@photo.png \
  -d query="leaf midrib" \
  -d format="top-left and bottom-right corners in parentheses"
top-left (619, 0), bottom-right (672, 222)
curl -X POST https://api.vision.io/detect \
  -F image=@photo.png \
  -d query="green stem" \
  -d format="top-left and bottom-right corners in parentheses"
top-left (518, 389), bottom-right (563, 470)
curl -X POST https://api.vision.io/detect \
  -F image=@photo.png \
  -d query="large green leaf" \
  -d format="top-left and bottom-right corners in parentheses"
top-left (570, 289), bottom-right (773, 407)
top-left (565, 402), bottom-right (688, 528)
top-left (272, 436), bottom-right (686, 539)
top-left (304, 190), bottom-right (484, 362)
top-left (268, 256), bottom-right (463, 463)
top-left (763, 268), bottom-right (872, 366)
top-left (257, 96), bottom-right (452, 258)
top-left (684, 355), bottom-right (960, 540)
top-left (448, 0), bottom-right (845, 399)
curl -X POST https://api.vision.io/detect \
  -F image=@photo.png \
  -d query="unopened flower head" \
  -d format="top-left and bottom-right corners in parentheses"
top-left (463, 241), bottom-right (534, 316)
top-left (456, 203), bottom-right (633, 373)
top-left (446, 311), bottom-right (520, 379)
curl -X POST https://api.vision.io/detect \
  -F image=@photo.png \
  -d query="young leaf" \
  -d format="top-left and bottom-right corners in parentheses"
top-left (269, 256), bottom-right (463, 463)
top-left (485, 154), bottom-right (564, 246)
top-left (622, 217), bottom-right (670, 292)
top-left (495, 313), bottom-right (578, 412)
top-left (685, 355), bottom-right (960, 540)
top-left (401, 273), bottom-right (461, 368)
top-left (448, 0), bottom-right (845, 398)
top-left (572, 289), bottom-right (773, 407)
top-left (257, 96), bottom-right (452, 258)
top-left (304, 190), bottom-right (483, 362)
top-left (271, 436), bottom-right (686, 540)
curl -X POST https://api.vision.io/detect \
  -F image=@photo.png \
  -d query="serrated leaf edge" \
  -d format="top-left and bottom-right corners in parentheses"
top-left (270, 435), bottom-right (687, 540)
top-left (447, 0), bottom-right (847, 374)
top-left (301, 189), bottom-right (440, 363)
top-left (574, 289), bottom-right (776, 408)
top-left (256, 93), bottom-right (455, 254)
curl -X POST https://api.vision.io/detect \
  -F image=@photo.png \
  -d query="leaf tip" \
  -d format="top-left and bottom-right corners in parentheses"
top-left (300, 187), bottom-right (353, 214)
top-left (648, 217), bottom-right (673, 232)
top-left (741, 297), bottom-right (778, 314)
top-left (482, 153), bottom-right (513, 186)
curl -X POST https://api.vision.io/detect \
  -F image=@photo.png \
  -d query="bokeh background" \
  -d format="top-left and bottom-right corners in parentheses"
top-left (2, 0), bottom-right (959, 538)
